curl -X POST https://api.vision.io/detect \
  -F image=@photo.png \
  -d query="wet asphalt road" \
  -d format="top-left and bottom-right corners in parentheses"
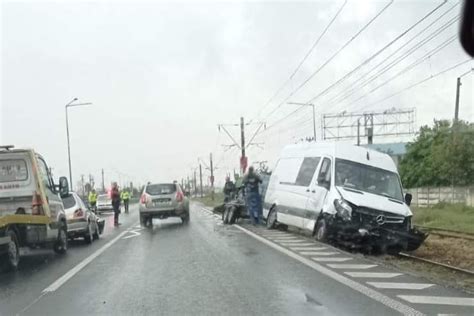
top-left (0, 203), bottom-right (473, 315)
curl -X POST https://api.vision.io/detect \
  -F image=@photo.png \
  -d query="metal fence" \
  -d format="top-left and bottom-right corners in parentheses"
top-left (407, 186), bottom-right (474, 207)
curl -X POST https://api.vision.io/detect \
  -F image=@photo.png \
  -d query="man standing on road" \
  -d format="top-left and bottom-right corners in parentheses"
top-left (121, 189), bottom-right (130, 214)
top-left (243, 166), bottom-right (262, 225)
top-left (111, 182), bottom-right (121, 226)
top-left (88, 189), bottom-right (98, 212)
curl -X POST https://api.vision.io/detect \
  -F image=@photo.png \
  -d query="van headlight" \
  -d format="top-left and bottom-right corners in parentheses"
top-left (334, 199), bottom-right (352, 221)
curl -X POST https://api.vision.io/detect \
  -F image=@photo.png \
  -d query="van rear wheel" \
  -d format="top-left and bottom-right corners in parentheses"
top-left (2, 230), bottom-right (20, 270)
top-left (266, 208), bottom-right (277, 229)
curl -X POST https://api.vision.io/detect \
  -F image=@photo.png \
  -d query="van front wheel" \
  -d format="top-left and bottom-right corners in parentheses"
top-left (315, 218), bottom-right (329, 242)
top-left (54, 223), bottom-right (68, 254)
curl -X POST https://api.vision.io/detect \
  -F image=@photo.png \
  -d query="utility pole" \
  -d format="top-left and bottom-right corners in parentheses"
top-left (193, 170), bottom-right (197, 197)
top-left (454, 77), bottom-right (461, 121)
top-left (199, 164), bottom-right (203, 198)
top-left (81, 175), bottom-right (85, 197)
top-left (240, 117), bottom-right (246, 174)
top-left (210, 153), bottom-right (214, 201)
top-left (357, 118), bottom-right (361, 146)
top-left (101, 168), bottom-right (105, 192)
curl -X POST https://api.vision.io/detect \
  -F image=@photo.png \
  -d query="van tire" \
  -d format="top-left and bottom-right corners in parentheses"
top-left (54, 223), bottom-right (68, 254)
top-left (266, 208), bottom-right (277, 229)
top-left (93, 221), bottom-right (100, 240)
top-left (315, 218), bottom-right (329, 242)
top-left (2, 230), bottom-right (20, 271)
top-left (223, 207), bottom-right (230, 224)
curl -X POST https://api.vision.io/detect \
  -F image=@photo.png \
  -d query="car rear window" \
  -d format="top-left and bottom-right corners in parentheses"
top-left (146, 184), bottom-right (176, 195)
top-left (0, 159), bottom-right (28, 183)
top-left (62, 194), bottom-right (77, 209)
top-left (98, 195), bottom-right (109, 202)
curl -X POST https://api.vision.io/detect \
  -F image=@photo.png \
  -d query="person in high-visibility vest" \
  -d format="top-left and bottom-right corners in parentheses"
top-left (121, 189), bottom-right (130, 214)
top-left (88, 189), bottom-right (98, 212)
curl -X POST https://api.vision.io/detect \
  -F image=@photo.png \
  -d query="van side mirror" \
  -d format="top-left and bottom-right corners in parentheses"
top-left (59, 177), bottom-right (69, 197)
top-left (404, 193), bottom-right (412, 206)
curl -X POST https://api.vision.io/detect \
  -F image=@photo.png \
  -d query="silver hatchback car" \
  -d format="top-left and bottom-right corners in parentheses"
top-left (139, 183), bottom-right (190, 226)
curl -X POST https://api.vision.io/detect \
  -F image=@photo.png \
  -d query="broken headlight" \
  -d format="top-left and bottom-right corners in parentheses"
top-left (334, 199), bottom-right (352, 222)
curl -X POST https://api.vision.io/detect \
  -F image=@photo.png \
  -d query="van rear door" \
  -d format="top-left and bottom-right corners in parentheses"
top-left (0, 151), bottom-right (36, 216)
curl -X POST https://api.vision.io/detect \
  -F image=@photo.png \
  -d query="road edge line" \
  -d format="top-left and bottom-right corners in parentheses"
top-left (42, 224), bottom-right (137, 293)
top-left (233, 223), bottom-right (424, 316)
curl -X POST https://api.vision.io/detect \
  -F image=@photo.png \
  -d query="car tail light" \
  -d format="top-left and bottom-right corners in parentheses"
top-left (140, 194), bottom-right (149, 204)
top-left (74, 208), bottom-right (84, 218)
top-left (176, 191), bottom-right (184, 202)
top-left (32, 191), bottom-right (44, 215)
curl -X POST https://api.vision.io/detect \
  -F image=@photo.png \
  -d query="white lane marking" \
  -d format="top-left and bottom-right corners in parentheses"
top-left (312, 257), bottom-right (352, 262)
top-left (279, 242), bottom-right (315, 246)
top-left (269, 236), bottom-right (299, 240)
top-left (274, 240), bottom-right (307, 243)
top-left (299, 251), bottom-right (339, 256)
top-left (42, 225), bottom-right (135, 293)
top-left (328, 264), bottom-right (377, 270)
top-left (122, 230), bottom-right (141, 239)
top-left (367, 282), bottom-right (434, 290)
top-left (234, 224), bottom-right (423, 316)
top-left (290, 247), bottom-right (327, 251)
top-left (345, 272), bottom-right (403, 278)
top-left (398, 295), bottom-right (474, 306)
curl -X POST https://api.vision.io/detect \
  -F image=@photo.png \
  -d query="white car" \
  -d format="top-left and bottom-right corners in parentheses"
top-left (263, 142), bottom-right (426, 253)
top-left (97, 194), bottom-right (113, 212)
top-left (62, 192), bottom-right (102, 244)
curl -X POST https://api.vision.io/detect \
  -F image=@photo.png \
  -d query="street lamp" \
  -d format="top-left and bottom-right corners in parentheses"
top-left (65, 98), bottom-right (92, 190)
top-left (287, 102), bottom-right (317, 141)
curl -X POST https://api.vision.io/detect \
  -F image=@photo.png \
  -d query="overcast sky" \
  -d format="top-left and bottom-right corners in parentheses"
top-left (1, 0), bottom-right (472, 189)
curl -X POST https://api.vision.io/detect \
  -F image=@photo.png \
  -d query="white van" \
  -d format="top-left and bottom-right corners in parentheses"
top-left (263, 142), bottom-right (425, 253)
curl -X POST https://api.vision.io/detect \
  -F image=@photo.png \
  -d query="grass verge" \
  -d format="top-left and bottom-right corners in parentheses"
top-left (411, 203), bottom-right (474, 234)
top-left (192, 192), bottom-right (225, 209)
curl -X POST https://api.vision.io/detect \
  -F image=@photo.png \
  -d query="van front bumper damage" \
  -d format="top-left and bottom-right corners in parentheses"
top-left (329, 218), bottom-right (427, 253)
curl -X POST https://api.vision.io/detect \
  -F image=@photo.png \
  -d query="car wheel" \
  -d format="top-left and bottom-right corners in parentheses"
top-left (139, 214), bottom-right (147, 227)
top-left (84, 222), bottom-right (93, 244)
top-left (315, 218), bottom-right (329, 242)
top-left (228, 206), bottom-right (237, 224)
top-left (54, 223), bottom-right (68, 254)
top-left (1, 230), bottom-right (20, 271)
top-left (266, 208), bottom-right (277, 229)
top-left (93, 221), bottom-right (100, 240)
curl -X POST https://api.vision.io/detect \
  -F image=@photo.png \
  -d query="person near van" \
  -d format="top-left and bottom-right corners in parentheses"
top-left (121, 189), bottom-right (130, 214)
top-left (111, 182), bottom-right (121, 226)
top-left (243, 166), bottom-right (262, 225)
top-left (88, 189), bottom-right (98, 212)
top-left (223, 176), bottom-right (236, 202)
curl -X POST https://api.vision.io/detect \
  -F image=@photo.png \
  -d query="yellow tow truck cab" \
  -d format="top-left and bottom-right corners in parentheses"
top-left (0, 145), bottom-right (69, 270)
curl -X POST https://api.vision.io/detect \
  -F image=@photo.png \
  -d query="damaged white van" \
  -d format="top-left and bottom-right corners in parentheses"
top-left (263, 142), bottom-right (426, 253)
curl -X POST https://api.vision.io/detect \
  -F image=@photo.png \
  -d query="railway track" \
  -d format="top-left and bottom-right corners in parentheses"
top-left (415, 225), bottom-right (474, 241)
top-left (398, 252), bottom-right (474, 276)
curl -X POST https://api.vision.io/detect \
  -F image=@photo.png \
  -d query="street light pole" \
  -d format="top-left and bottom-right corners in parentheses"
top-left (287, 102), bottom-right (316, 141)
top-left (65, 98), bottom-right (92, 190)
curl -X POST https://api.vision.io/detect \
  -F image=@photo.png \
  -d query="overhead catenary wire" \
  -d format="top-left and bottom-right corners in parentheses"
top-left (303, 0), bottom-right (452, 106)
top-left (248, 0), bottom-right (348, 124)
top-left (256, 0), bottom-right (395, 135)
top-left (326, 13), bottom-right (460, 109)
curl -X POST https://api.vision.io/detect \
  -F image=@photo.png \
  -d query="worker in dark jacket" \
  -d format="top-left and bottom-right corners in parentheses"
top-left (223, 176), bottom-right (236, 202)
top-left (242, 166), bottom-right (262, 225)
top-left (111, 182), bottom-right (121, 226)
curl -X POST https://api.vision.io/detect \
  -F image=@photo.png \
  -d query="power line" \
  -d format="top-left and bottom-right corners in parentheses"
top-left (248, 0), bottom-right (348, 124)
top-left (256, 0), bottom-right (395, 135)
top-left (304, 0), bottom-right (452, 106)
top-left (327, 14), bottom-right (460, 108)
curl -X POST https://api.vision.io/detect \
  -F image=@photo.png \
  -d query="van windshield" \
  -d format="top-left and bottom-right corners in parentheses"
top-left (0, 159), bottom-right (28, 183)
top-left (335, 159), bottom-right (403, 201)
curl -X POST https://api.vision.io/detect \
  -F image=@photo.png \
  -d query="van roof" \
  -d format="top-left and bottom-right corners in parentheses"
top-left (280, 142), bottom-right (397, 173)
